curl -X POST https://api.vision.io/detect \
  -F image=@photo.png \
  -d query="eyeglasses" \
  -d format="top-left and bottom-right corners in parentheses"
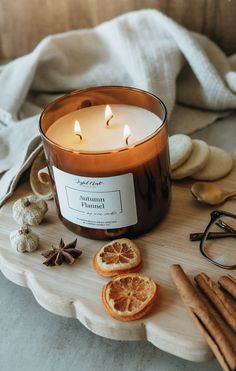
top-left (190, 210), bottom-right (236, 270)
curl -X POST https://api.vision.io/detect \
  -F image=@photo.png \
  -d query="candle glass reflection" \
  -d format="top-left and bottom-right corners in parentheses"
top-left (39, 86), bottom-right (171, 240)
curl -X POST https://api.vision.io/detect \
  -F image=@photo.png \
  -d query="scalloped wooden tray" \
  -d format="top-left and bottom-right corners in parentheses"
top-left (1, 161), bottom-right (236, 362)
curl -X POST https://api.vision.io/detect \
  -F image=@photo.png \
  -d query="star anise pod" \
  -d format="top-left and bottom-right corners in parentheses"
top-left (42, 238), bottom-right (82, 266)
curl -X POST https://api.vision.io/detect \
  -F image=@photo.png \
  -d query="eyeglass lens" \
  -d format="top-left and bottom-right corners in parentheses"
top-left (202, 215), bottom-right (236, 268)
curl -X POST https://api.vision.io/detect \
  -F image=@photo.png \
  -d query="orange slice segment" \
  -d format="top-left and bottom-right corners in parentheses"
top-left (93, 238), bottom-right (142, 277)
top-left (102, 273), bottom-right (159, 321)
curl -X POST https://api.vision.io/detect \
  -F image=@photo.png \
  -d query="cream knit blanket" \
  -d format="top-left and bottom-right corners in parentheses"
top-left (0, 9), bottom-right (235, 205)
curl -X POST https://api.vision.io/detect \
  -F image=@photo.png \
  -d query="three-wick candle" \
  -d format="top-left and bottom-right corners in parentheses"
top-left (40, 86), bottom-right (171, 240)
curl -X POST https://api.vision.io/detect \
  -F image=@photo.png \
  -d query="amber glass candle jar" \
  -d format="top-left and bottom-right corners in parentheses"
top-left (39, 86), bottom-right (171, 240)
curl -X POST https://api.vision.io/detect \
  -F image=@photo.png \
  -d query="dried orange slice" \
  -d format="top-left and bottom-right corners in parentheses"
top-left (93, 238), bottom-right (142, 277)
top-left (102, 273), bottom-right (159, 321)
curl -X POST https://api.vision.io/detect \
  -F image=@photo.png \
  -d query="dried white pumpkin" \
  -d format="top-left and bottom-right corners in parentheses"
top-left (10, 225), bottom-right (39, 253)
top-left (12, 195), bottom-right (48, 226)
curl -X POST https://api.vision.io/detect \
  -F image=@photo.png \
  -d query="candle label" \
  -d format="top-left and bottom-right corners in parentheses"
top-left (53, 166), bottom-right (138, 229)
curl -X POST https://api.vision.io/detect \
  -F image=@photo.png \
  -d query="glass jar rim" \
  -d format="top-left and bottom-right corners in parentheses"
top-left (39, 85), bottom-right (167, 155)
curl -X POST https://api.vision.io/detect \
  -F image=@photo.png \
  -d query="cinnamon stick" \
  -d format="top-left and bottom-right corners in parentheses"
top-left (169, 264), bottom-right (236, 371)
top-left (195, 273), bottom-right (236, 333)
top-left (219, 275), bottom-right (236, 300)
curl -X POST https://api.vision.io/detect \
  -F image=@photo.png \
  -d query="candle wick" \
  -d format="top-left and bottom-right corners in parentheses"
top-left (76, 133), bottom-right (83, 141)
top-left (126, 135), bottom-right (130, 146)
top-left (106, 114), bottom-right (114, 127)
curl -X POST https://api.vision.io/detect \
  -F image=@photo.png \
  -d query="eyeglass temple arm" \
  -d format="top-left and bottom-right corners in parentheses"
top-left (216, 219), bottom-right (236, 233)
top-left (190, 232), bottom-right (236, 241)
top-left (190, 219), bottom-right (236, 241)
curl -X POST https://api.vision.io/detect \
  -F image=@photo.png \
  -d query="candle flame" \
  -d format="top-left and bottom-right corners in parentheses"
top-left (105, 105), bottom-right (113, 126)
top-left (74, 120), bottom-right (82, 140)
top-left (123, 125), bottom-right (131, 146)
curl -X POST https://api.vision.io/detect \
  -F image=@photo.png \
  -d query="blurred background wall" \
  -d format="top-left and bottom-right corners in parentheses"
top-left (0, 0), bottom-right (235, 60)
